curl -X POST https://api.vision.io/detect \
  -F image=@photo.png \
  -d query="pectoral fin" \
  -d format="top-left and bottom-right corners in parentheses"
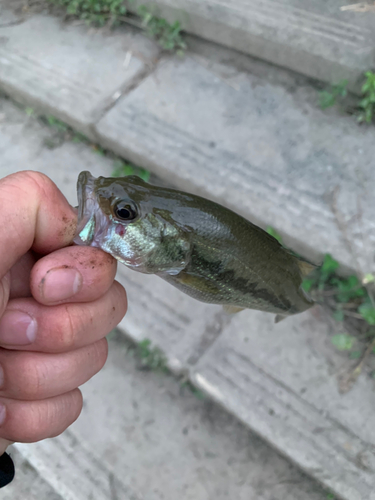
top-left (275, 314), bottom-right (288, 323)
top-left (223, 305), bottom-right (245, 314)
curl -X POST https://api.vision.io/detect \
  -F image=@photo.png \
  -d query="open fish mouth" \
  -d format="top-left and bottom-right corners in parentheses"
top-left (74, 171), bottom-right (97, 246)
top-left (74, 171), bottom-right (111, 249)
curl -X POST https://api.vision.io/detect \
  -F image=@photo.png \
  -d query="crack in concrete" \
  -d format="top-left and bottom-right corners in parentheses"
top-left (89, 57), bottom-right (164, 141)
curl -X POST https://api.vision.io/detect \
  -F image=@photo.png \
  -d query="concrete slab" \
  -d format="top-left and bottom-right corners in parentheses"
top-left (0, 96), bottom-right (115, 204)
top-left (8, 334), bottom-right (329, 500)
top-left (12, 432), bottom-right (141, 500)
top-left (191, 308), bottom-right (375, 500)
top-left (0, 12), bottom-right (159, 139)
top-left (2, 448), bottom-right (63, 500)
top-left (126, 0), bottom-right (375, 90)
top-left (96, 55), bottom-right (375, 273)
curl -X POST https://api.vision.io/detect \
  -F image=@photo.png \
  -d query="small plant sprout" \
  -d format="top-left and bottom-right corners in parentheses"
top-left (363, 273), bottom-right (375, 285)
top-left (318, 71), bottom-right (375, 125)
top-left (358, 71), bottom-right (375, 123)
top-left (331, 334), bottom-right (355, 351)
top-left (135, 339), bottom-right (169, 372)
top-left (112, 159), bottom-right (151, 181)
top-left (49, 0), bottom-right (127, 26)
top-left (266, 226), bottom-right (283, 245)
top-left (48, 1), bottom-right (187, 53)
top-left (138, 5), bottom-right (187, 54)
top-left (319, 80), bottom-right (348, 109)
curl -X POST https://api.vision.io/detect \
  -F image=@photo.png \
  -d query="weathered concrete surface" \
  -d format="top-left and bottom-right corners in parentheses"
top-left (191, 308), bottom-right (375, 500)
top-left (2, 448), bottom-right (63, 500)
top-left (0, 12), bottom-right (159, 139)
top-left (96, 54), bottom-right (375, 274)
top-left (8, 334), bottom-right (329, 500)
top-left (126, 0), bottom-right (375, 90)
top-left (0, 96), bottom-right (114, 201)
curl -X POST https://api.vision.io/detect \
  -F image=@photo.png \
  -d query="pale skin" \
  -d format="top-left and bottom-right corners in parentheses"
top-left (0, 171), bottom-right (127, 455)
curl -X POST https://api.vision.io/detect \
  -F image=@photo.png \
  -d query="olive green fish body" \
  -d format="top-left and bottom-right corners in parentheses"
top-left (74, 172), bottom-right (314, 319)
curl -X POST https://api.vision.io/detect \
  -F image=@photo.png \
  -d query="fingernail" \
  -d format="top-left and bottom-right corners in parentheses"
top-left (42, 267), bottom-right (82, 302)
top-left (0, 311), bottom-right (37, 345)
top-left (0, 403), bottom-right (5, 426)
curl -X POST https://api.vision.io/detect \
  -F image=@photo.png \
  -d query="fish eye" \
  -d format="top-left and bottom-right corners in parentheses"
top-left (114, 202), bottom-right (137, 221)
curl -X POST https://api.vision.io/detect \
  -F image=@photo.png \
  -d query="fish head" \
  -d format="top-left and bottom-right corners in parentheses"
top-left (74, 171), bottom-right (190, 274)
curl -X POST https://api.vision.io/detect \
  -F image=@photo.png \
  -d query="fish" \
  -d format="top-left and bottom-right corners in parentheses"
top-left (74, 171), bottom-right (316, 322)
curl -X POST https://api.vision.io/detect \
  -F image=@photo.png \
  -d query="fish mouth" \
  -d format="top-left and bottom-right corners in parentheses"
top-left (74, 171), bottom-right (100, 246)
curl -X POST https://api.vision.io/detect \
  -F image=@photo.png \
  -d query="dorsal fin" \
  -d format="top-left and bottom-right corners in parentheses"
top-left (283, 248), bottom-right (318, 277)
top-left (297, 259), bottom-right (317, 277)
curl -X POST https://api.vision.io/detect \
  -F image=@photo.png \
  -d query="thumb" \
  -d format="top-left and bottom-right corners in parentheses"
top-left (0, 171), bottom-right (77, 282)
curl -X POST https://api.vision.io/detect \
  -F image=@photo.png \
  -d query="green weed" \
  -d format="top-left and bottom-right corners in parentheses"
top-left (92, 144), bottom-right (106, 156)
top-left (331, 333), bottom-right (355, 351)
top-left (319, 71), bottom-right (375, 124)
top-left (180, 381), bottom-right (206, 400)
top-left (25, 107), bottom-right (35, 116)
top-left (266, 226), bottom-right (283, 244)
top-left (319, 80), bottom-right (348, 109)
top-left (132, 340), bottom-right (205, 399)
top-left (358, 300), bottom-right (375, 325)
top-left (45, 115), bottom-right (70, 133)
top-left (138, 5), bottom-right (186, 54)
top-left (349, 350), bottom-right (361, 359)
top-left (72, 131), bottom-right (89, 143)
top-left (112, 159), bottom-right (150, 181)
top-left (302, 253), bottom-right (375, 356)
top-left (135, 339), bottom-right (169, 372)
top-left (358, 71), bottom-right (375, 123)
top-left (48, 1), bottom-right (187, 53)
top-left (49, 0), bottom-right (127, 26)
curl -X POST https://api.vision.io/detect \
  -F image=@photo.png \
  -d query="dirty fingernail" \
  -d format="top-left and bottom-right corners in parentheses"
top-left (0, 311), bottom-right (37, 345)
top-left (42, 267), bottom-right (82, 302)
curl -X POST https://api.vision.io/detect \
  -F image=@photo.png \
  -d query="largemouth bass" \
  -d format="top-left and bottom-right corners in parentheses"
top-left (74, 171), bottom-right (315, 321)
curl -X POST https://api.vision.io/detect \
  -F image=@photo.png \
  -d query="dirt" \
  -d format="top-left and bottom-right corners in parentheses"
top-left (0, 0), bottom-right (47, 26)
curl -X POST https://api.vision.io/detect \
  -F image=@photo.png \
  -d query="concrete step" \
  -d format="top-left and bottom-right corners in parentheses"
top-left (1, 12), bottom-right (375, 500)
top-left (126, 0), bottom-right (375, 91)
top-left (6, 334), bottom-right (329, 500)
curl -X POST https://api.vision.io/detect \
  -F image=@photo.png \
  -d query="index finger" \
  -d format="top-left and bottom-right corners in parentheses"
top-left (0, 171), bottom-right (77, 280)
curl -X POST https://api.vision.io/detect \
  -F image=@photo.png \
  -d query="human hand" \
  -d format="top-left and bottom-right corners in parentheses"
top-left (0, 171), bottom-right (127, 456)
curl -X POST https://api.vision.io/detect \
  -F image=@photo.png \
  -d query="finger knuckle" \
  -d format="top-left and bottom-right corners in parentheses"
top-left (17, 357), bottom-right (45, 400)
top-left (56, 307), bottom-right (81, 351)
top-left (16, 403), bottom-right (46, 442)
top-left (92, 339), bottom-right (108, 370)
